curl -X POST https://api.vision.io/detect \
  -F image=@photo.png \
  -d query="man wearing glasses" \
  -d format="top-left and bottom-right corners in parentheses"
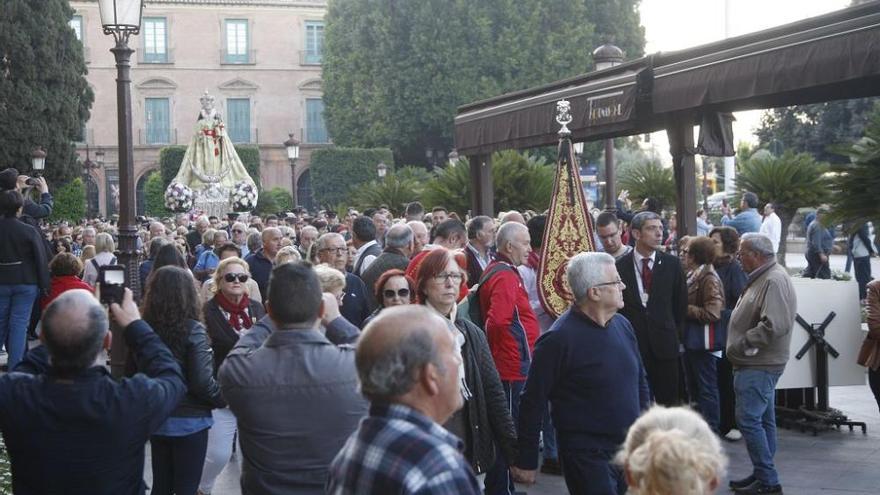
top-left (316, 233), bottom-right (371, 328)
top-left (595, 212), bottom-right (632, 260)
top-left (513, 252), bottom-right (649, 494)
top-left (230, 221), bottom-right (250, 257)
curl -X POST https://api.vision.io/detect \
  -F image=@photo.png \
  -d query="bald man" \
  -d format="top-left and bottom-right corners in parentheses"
top-left (0, 289), bottom-right (185, 494)
top-left (327, 306), bottom-right (480, 494)
top-left (245, 227), bottom-right (283, 303)
top-left (500, 210), bottom-right (526, 225)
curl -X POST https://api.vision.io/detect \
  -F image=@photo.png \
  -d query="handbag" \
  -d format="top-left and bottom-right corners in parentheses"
top-left (682, 270), bottom-right (728, 352)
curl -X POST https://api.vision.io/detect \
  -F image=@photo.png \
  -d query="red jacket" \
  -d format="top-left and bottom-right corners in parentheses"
top-left (478, 256), bottom-right (540, 381)
top-left (41, 275), bottom-right (93, 310)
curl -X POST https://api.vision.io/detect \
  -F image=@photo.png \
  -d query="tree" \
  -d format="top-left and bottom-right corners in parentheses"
top-left (755, 98), bottom-right (877, 164)
top-left (350, 174), bottom-right (423, 217)
top-left (48, 177), bottom-right (86, 223)
top-left (734, 150), bottom-right (831, 265)
top-left (618, 160), bottom-right (676, 211)
top-left (144, 171), bottom-right (171, 217)
top-left (0, 0), bottom-right (94, 185)
top-left (323, 0), bottom-right (644, 165)
top-left (826, 103), bottom-right (880, 232)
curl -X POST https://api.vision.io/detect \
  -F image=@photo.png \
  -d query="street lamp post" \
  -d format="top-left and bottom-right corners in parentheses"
top-left (31, 148), bottom-right (47, 176)
top-left (99, 0), bottom-right (144, 378)
top-left (377, 161), bottom-right (388, 179)
top-left (284, 133), bottom-right (300, 208)
top-left (592, 43), bottom-right (624, 212)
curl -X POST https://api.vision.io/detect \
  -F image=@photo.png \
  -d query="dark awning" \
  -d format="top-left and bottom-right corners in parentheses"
top-left (454, 62), bottom-right (655, 155)
top-left (651, 2), bottom-right (880, 115)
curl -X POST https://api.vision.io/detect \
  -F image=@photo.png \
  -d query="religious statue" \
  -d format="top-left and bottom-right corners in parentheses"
top-left (167, 91), bottom-right (258, 215)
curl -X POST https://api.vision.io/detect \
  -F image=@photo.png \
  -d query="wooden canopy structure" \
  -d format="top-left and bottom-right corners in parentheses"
top-left (454, 1), bottom-right (880, 235)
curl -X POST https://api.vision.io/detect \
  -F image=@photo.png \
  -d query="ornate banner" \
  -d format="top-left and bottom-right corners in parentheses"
top-left (537, 100), bottom-right (596, 318)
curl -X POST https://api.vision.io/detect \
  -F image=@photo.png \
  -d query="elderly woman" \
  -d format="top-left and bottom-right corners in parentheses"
top-left (313, 263), bottom-right (360, 344)
top-left (616, 406), bottom-right (726, 495)
top-left (363, 269), bottom-right (415, 326)
top-left (709, 226), bottom-right (748, 441)
top-left (198, 257), bottom-right (265, 495)
top-left (414, 248), bottom-right (517, 478)
top-left (682, 236), bottom-right (724, 434)
top-left (273, 245), bottom-right (302, 266)
top-left (0, 190), bottom-right (49, 369)
top-left (82, 232), bottom-right (117, 287)
top-left (42, 253), bottom-right (92, 310)
top-left (199, 244), bottom-right (261, 304)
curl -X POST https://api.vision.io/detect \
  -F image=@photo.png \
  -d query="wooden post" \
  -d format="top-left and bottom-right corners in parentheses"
top-left (668, 120), bottom-right (697, 237)
top-left (468, 154), bottom-right (494, 217)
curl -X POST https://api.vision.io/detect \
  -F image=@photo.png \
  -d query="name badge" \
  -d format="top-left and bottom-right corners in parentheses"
top-left (641, 292), bottom-right (650, 306)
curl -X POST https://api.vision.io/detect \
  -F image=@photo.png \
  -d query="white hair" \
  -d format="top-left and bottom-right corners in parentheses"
top-left (496, 222), bottom-right (526, 253)
top-left (566, 252), bottom-right (616, 303)
top-left (741, 233), bottom-right (775, 257)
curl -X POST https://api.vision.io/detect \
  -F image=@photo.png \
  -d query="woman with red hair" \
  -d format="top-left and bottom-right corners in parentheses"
top-left (363, 269), bottom-right (415, 326)
top-left (414, 248), bottom-right (517, 479)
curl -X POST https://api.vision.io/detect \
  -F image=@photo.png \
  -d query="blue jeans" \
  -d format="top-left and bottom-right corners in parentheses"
top-left (734, 368), bottom-right (783, 486)
top-left (485, 380), bottom-right (524, 495)
top-left (0, 285), bottom-right (38, 370)
top-left (684, 350), bottom-right (720, 433)
top-left (542, 403), bottom-right (558, 460)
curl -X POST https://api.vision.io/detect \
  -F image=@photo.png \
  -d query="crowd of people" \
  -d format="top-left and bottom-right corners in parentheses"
top-left (1, 164), bottom-right (878, 495)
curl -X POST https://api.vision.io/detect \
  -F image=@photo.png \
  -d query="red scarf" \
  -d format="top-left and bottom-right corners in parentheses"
top-left (214, 292), bottom-right (253, 331)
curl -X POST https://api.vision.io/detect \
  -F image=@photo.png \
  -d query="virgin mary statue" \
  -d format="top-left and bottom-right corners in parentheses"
top-left (172, 91), bottom-right (257, 215)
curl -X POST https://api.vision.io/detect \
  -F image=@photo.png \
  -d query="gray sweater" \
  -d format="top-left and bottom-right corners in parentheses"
top-left (726, 262), bottom-right (797, 371)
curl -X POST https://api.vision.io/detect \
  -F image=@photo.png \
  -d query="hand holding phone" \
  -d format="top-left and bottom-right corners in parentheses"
top-left (98, 265), bottom-right (126, 306)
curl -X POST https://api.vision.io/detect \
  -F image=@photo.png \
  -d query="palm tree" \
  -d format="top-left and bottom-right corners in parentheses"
top-left (734, 150), bottom-right (831, 265)
top-left (826, 107), bottom-right (880, 234)
top-left (350, 172), bottom-right (423, 217)
top-left (618, 159), bottom-right (677, 211)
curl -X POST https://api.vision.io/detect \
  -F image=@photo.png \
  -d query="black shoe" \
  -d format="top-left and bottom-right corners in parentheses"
top-left (734, 480), bottom-right (783, 494)
top-left (540, 457), bottom-right (562, 475)
top-left (729, 474), bottom-right (756, 489)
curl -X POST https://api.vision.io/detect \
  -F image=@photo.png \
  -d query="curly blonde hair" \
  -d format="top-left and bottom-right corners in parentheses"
top-left (616, 406), bottom-right (726, 495)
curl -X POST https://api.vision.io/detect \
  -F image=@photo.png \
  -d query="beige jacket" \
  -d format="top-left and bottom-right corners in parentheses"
top-left (726, 262), bottom-right (797, 370)
top-left (857, 279), bottom-right (880, 370)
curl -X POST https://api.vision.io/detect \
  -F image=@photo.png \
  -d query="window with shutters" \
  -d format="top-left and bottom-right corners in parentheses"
top-left (304, 21), bottom-right (324, 64)
top-left (224, 19), bottom-right (249, 64)
top-left (227, 98), bottom-right (251, 143)
top-left (305, 98), bottom-right (328, 144)
top-left (143, 18), bottom-right (168, 63)
top-left (145, 98), bottom-right (171, 145)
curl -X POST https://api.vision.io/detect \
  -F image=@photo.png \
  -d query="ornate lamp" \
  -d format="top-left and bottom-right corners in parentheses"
top-left (284, 133), bottom-right (300, 207)
top-left (31, 148), bottom-right (47, 173)
top-left (377, 161), bottom-right (388, 178)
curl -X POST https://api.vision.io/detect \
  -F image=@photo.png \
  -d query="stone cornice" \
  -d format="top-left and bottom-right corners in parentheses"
top-left (72, 0), bottom-right (327, 8)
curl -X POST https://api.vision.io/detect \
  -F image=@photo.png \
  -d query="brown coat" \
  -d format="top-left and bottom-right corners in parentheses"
top-left (857, 279), bottom-right (880, 370)
top-left (687, 265), bottom-right (724, 323)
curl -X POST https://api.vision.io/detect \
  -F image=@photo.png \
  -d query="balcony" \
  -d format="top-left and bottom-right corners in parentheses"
top-left (221, 49), bottom-right (256, 65)
top-left (137, 128), bottom-right (179, 146)
top-left (299, 50), bottom-right (322, 66)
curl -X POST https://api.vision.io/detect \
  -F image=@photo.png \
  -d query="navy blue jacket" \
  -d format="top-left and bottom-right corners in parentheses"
top-left (244, 249), bottom-right (273, 304)
top-left (341, 272), bottom-right (370, 329)
top-left (516, 309), bottom-right (649, 468)
top-left (0, 320), bottom-right (186, 494)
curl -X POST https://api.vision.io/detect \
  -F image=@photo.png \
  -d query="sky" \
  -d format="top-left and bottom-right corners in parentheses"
top-left (637, 0), bottom-right (850, 156)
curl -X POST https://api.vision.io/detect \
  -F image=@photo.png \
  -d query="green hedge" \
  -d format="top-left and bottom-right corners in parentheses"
top-left (158, 145), bottom-right (261, 190)
top-left (144, 171), bottom-right (171, 217)
top-left (48, 178), bottom-right (86, 223)
top-left (310, 147), bottom-right (394, 208)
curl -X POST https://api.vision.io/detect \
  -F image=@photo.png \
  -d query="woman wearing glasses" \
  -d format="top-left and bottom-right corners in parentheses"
top-left (198, 257), bottom-right (265, 495)
top-left (363, 269), bottom-right (416, 326)
top-left (414, 248), bottom-right (517, 479)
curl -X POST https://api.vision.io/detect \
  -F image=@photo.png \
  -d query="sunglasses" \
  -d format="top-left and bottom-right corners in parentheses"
top-left (223, 273), bottom-right (249, 283)
top-left (383, 288), bottom-right (410, 299)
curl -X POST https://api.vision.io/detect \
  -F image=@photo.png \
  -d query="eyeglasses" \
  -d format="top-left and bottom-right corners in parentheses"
top-left (434, 272), bottom-right (464, 283)
top-left (383, 288), bottom-right (411, 299)
top-left (592, 279), bottom-right (625, 289)
top-left (223, 273), bottom-right (249, 283)
top-left (319, 247), bottom-right (347, 255)
top-left (232, 229), bottom-right (244, 234)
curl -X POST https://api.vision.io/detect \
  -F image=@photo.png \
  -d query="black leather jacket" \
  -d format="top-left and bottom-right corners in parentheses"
top-left (454, 317), bottom-right (517, 474)
top-left (173, 320), bottom-right (226, 416)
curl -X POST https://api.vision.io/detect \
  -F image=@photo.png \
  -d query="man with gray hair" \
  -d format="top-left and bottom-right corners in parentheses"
top-left (513, 252), bottom-right (649, 494)
top-left (407, 220), bottom-right (429, 255)
top-left (230, 221), bottom-right (250, 257)
top-left (360, 223), bottom-right (414, 309)
top-left (317, 232), bottom-right (371, 328)
top-left (726, 233), bottom-right (796, 495)
top-left (245, 227), bottom-right (282, 304)
top-left (0, 288), bottom-right (186, 494)
top-left (186, 215), bottom-right (211, 254)
top-left (465, 215), bottom-right (495, 288)
top-left (326, 305), bottom-right (480, 494)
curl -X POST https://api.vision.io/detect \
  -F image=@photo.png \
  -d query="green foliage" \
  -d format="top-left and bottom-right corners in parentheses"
top-left (144, 171), bottom-right (170, 217)
top-left (421, 151), bottom-right (554, 215)
top-left (755, 98), bottom-right (877, 164)
top-left (350, 174), bottom-right (423, 217)
top-left (310, 147), bottom-right (394, 207)
top-left (826, 105), bottom-right (880, 230)
top-left (48, 178), bottom-right (86, 223)
top-left (254, 192), bottom-right (278, 216)
top-left (261, 187), bottom-right (293, 214)
top-left (618, 160), bottom-right (677, 210)
top-left (323, 0), bottom-right (645, 164)
top-left (158, 145), bottom-right (261, 189)
top-left (735, 150), bottom-right (831, 263)
top-left (0, 0), bottom-right (94, 185)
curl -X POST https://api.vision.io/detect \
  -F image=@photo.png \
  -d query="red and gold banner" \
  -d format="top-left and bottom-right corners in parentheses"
top-left (537, 136), bottom-right (596, 318)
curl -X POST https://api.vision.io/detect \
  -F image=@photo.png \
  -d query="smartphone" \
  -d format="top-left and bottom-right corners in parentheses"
top-left (98, 265), bottom-right (126, 305)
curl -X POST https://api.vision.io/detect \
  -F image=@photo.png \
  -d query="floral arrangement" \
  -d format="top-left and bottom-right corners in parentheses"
top-left (230, 181), bottom-right (258, 212)
top-left (164, 182), bottom-right (194, 212)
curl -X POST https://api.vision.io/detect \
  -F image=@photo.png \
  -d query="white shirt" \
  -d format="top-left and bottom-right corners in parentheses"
top-left (632, 249), bottom-right (656, 307)
top-left (467, 243), bottom-right (491, 271)
top-left (353, 240), bottom-right (379, 274)
top-left (759, 212), bottom-right (782, 254)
